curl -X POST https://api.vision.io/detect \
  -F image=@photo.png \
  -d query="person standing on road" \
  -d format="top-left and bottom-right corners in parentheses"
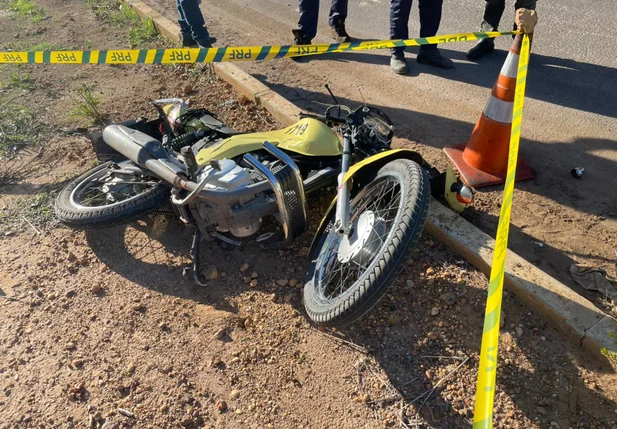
top-left (176, 0), bottom-right (215, 48)
top-left (467, 0), bottom-right (536, 59)
top-left (390, 0), bottom-right (453, 75)
top-left (292, 0), bottom-right (351, 46)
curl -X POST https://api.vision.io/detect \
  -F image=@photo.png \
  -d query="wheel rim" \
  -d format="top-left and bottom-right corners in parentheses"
top-left (314, 174), bottom-right (404, 304)
top-left (70, 162), bottom-right (161, 209)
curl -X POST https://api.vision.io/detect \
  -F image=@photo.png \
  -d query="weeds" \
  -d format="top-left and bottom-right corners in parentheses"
top-left (0, 100), bottom-right (39, 158)
top-left (0, 188), bottom-right (59, 234)
top-left (5, 0), bottom-right (45, 23)
top-left (84, 0), bottom-right (160, 46)
top-left (70, 84), bottom-right (106, 126)
top-left (8, 69), bottom-right (34, 90)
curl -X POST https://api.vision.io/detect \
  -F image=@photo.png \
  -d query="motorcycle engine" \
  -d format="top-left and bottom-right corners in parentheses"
top-left (198, 159), bottom-right (262, 237)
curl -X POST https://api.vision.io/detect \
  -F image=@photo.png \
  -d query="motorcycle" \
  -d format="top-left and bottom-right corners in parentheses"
top-left (55, 88), bottom-right (473, 327)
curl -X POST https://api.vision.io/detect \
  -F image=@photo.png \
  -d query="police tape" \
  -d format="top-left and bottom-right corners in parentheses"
top-left (0, 30), bottom-right (519, 65)
top-left (472, 33), bottom-right (530, 429)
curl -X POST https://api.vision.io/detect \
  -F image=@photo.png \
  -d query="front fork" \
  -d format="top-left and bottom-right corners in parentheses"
top-left (335, 132), bottom-right (352, 236)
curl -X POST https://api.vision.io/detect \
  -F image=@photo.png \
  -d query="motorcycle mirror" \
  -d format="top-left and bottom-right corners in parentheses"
top-left (325, 84), bottom-right (341, 117)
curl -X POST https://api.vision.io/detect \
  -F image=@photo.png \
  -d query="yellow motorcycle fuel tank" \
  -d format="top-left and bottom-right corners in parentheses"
top-left (195, 118), bottom-right (342, 166)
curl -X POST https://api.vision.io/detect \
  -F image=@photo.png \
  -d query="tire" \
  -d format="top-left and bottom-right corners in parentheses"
top-left (55, 161), bottom-right (170, 229)
top-left (303, 159), bottom-right (430, 327)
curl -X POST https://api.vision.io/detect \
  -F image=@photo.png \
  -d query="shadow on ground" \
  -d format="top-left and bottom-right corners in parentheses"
top-left (83, 197), bottom-right (616, 428)
top-left (297, 46), bottom-right (617, 119)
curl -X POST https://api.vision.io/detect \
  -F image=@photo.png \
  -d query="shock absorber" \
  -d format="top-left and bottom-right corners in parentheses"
top-left (170, 129), bottom-right (206, 152)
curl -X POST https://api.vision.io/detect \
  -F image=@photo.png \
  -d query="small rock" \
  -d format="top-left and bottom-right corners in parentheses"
top-left (66, 342), bottom-right (76, 351)
top-left (440, 292), bottom-right (457, 306)
top-left (183, 84), bottom-right (193, 95)
top-left (428, 332), bottom-right (438, 340)
top-left (248, 404), bottom-right (256, 412)
top-left (537, 406), bottom-right (547, 416)
top-left (243, 276), bottom-right (252, 284)
top-left (230, 389), bottom-right (240, 400)
top-left (288, 279), bottom-right (298, 287)
top-left (159, 404), bottom-right (169, 413)
top-left (426, 267), bottom-right (435, 276)
top-left (202, 266), bottom-right (219, 281)
top-left (126, 362), bottom-right (136, 375)
top-left (181, 417), bottom-right (193, 427)
top-left (90, 284), bottom-right (102, 294)
top-left (117, 408), bottom-right (136, 419)
top-left (388, 315), bottom-right (399, 326)
top-left (132, 303), bottom-right (145, 312)
top-left (249, 279), bottom-right (258, 288)
top-left (284, 294), bottom-right (293, 303)
top-left (251, 271), bottom-right (258, 279)
top-left (430, 307), bottom-right (440, 316)
top-left (277, 279), bottom-right (289, 287)
top-left (244, 318), bottom-right (253, 329)
top-left (214, 328), bottom-right (226, 340)
top-left (72, 359), bottom-right (84, 368)
top-left (240, 263), bottom-right (250, 272)
top-left (66, 290), bottom-right (77, 298)
top-left (406, 279), bottom-right (415, 288)
top-left (515, 327), bottom-right (523, 337)
top-left (216, 400), bottom-right (228, 413)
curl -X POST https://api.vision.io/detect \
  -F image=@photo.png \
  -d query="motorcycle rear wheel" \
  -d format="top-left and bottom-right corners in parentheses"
top-left (303, 159), bottom-right (430, 327)
top-left (55, 161), bottom-right (169, 229)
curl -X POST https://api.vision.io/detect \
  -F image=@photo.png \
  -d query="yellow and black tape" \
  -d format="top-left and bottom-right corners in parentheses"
top-left (0, 31), bottom-right (518, 64)
top-left (472, 33), bottom-right (530, 429)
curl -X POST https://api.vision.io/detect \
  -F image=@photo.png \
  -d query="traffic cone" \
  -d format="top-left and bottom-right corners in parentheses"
top-left (443, 33), bottom-right (536, 188)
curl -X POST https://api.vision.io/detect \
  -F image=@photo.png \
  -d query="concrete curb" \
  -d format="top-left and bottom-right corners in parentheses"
top-left (125, 0), bottom-right (617, 363)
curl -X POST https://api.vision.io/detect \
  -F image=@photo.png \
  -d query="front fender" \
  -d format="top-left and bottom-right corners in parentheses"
top-left (306, 149), bottom-right (426, 268)
top-left (341, 149), bottom-right (425, 186)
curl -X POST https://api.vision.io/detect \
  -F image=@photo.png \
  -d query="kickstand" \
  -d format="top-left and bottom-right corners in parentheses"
top-left (188, 230), bottom-right (208, 287)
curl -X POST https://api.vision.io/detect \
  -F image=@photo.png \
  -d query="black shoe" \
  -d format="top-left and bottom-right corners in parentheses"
top-left (292, 29), bottom-right (312, 46)
top-left (466, 39), bottom-right (495, 60)
top-left (181, 34), bottom-right (217, 47)
top-left (330, 18), bottom-right (351, 43)
top-left (417, 49), bottom-right (454, 69)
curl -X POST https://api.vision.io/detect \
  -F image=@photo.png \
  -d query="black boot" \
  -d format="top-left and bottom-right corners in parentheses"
top-left (466, 38), bottom-right (495, 60)
top-left (330, 17), bottom-right (351, 43)
top-left (417, 48), bottom-right (454, 69)
top-left (292, 29), bottom-right (312, 45)
top-left (181, 32), bottom-right (217, 48)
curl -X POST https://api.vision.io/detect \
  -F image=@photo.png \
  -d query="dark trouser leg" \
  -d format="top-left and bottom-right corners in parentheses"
top-left (177, 0), bottom-right (192, 38)
top-left (298, 0), bottom-right (320, 39)
top-left (328, 0), bottom-right (348, 27)
top-left (481, 0), bottom-right (506, 32)
top-left (177, 0), bottom-right (210, 42)
top-left (418, 0), bottom-right (443, 52)
top-left (390, 0), bottom-right (412, 57)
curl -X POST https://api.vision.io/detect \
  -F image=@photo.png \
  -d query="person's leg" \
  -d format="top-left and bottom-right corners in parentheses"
top-left (178, 0), bottom-right (211, 46)
top-left (328, 0), bottom-right (350, 41)
top-left (467, 0), bottom-right (505, 59)
top-left (328, 0), bottom-right (348, 26)
top-left (390, 0), bottom-right (411, 58)
top-left (177, 0), bottom-right (193, 44)
top-left (416, 0), bottom-right (453, 68)
top-left (297, 0), bottom-right (320, 40)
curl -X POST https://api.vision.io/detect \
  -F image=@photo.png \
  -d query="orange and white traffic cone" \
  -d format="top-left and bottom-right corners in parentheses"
top-left (443, 33), bottom-right (535, 188)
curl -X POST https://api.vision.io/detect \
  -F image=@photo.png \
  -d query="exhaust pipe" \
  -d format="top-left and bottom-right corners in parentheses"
top-left (102, 125), bottom-right (197, 191)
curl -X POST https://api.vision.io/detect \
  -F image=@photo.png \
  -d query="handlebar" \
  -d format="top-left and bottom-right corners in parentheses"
top-left (299, 112), bottom-right (346, 125)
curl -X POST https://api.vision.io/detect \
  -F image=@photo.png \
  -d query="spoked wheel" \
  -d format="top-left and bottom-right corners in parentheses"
top-left (55, 161), bottom-right (170, 229)
top-left (304, 159), bottom-right (430, 327)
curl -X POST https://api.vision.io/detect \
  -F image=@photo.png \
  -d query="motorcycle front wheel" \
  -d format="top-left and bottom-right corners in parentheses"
top-left (303, 159), bottom-right (430, 327)
top-left (55, 161), bottom-right (169, 229)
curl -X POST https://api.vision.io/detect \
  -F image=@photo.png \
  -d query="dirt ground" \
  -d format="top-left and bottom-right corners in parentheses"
top-left (1, 1), bottom-right (617, 428)
top-left (139, 0), bottom-right (617, 320)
